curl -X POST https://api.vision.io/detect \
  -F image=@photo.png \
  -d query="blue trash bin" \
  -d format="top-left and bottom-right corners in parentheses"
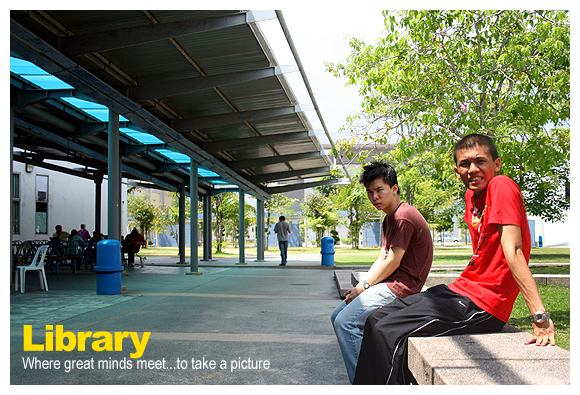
top-left (320, 236), bottom-right (335, 266)
top-left (95, 240), bottom-right (124, 295)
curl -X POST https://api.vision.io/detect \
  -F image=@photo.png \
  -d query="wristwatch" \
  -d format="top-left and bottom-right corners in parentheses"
top-left (363, 280), bottom-right (371, 290)
top-left (531, 311), bottom-right (550, 323)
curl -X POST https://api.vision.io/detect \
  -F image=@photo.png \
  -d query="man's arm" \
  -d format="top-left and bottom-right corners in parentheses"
top-left (344, 246), bottom-right (405, 304)
top-left (499, 224), bottom-right (556, 346)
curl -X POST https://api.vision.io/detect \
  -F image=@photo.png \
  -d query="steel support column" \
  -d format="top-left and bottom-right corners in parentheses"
top-left (107, 110), bottom-right (121, 241)
top-left (188, 160), bottom-right (200, 274)
top-left (202, 194), bottom-right (213, 261)
top-left (179, 183), bottom-right (186, 263)
top-left (10, 108), bottom-right (14, 284)
top-left (94, 171), bottom-right (102, 235)
top-left (238, 189), bottom-right (246, 264)
top-left (255, 198), bottom-right (265, 261)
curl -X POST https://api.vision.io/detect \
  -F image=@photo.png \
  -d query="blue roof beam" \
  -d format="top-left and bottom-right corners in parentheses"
top-left (265, 178), bottom-right (345, 195)
top-left (59, 11), bottom-right (276, 57)
top-left (124, 143), bottom-right (166, 156)
top-left (172, 104), bottom-right (312, 132)
top-left (248, 166), bottom-right (331, 184)
top-left (127, 65), bottom-right (298, 102)
top-left (157, 163), bottom-right (189, 173)
top-left (16, 88), bottom-right (94, 106)
top-left (228, 151), bottom-right (323, 171)
top-left (79, 121), bottom-right (149, 136)
top-left (202, 129), bottom-right (317, 153)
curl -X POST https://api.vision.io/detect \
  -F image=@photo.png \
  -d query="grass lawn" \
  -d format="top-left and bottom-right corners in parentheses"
top-left (331, 246), bottom-right (570, 267)
top-left (508, 285), bottom-right (570, 351)
top-left (140, 246), bottom-right (570, 267)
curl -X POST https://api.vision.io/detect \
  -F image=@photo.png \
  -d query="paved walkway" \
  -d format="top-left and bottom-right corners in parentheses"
top-left (10, 254), bottom-right (348, 385)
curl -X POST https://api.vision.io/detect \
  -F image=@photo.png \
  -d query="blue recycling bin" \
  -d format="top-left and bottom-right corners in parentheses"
top-left (95, 239), bottom-right (124, 295)
top-left (320, 236), bottom-right (335, 266)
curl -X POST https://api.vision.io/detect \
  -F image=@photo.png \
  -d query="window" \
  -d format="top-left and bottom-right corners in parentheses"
top-left (12, 173), bottom-right (20, 234)
top-left (35, 175), bottom-right (48, 234)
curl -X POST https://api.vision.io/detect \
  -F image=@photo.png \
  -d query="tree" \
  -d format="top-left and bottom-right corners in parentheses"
top-left (154, 192), bottom-right (192, 247)
top-left (333, 170), bottom-right (379, 249)
top-left (327, 10), bottom-right (570, 222)
top-left (212, 192), bottom-right (256, 252)
top-left (302, 190), bottom-right (340, 246)
top-left (127, 192), bottom-right (156, 244)
top-left (212, 192), bottom-right (237, 252)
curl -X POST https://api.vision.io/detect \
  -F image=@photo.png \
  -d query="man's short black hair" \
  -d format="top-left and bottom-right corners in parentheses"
top-left (279, 216), bottom-right (285, 221)
top-left (453, 133), bottom-right (499, 164)
top-left (358, 161), bottom-right (400, 194)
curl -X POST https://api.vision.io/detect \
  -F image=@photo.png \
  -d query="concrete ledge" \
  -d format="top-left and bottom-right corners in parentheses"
top-left (347, 271), bottom-right (570, 291)
top-left (408, 325), bottom-right (570, 385)
top-left (333, 271), bottom-right (352, 298)
top-left (335, 270), bottom-right (570, 384)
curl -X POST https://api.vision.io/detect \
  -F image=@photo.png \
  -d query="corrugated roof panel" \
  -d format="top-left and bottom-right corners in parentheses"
top-left (104, 40), bottom-right (202, 84)
top-left (44, 10), bottom-right (151, 35)
top-left (10, 10), bottom-right (338, 198)
top-left (163, 89), bottom-right (234, 118)
top-left (175, 24), bottom-right (270, 75)
top-left (219, 76), bottom-right (292, 112)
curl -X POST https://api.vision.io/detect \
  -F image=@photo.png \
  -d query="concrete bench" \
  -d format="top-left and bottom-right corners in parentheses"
top-left (408, 325), bottom-right (570, 384)
top-left (333, 269), bottom-right (570, 385)
top-left (348, 270), bottom-right (570, 289)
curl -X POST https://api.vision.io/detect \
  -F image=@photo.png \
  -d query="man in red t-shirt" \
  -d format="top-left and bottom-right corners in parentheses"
top-left (353, 134), bottom-right (556, 385)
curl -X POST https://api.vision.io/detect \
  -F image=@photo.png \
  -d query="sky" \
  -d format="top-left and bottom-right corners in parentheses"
top-left (256, 8), bottom-right (386, 147)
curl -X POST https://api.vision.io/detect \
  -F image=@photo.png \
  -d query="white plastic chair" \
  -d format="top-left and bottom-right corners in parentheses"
top-left (14, 245), bottom-right (49, 293)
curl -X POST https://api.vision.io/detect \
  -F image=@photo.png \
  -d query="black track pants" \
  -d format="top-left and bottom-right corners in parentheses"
top-left (353, 284), bottom-right (505, 385)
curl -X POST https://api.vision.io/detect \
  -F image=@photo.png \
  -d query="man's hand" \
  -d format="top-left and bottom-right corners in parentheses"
top-left (344, 284), bottom-right (364, 304)
top-left (524, 319), bottom-right (556, 346)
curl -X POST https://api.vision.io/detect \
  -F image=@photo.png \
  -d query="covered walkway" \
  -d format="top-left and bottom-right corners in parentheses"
top-left (10, 10), bottom-right (350, 274)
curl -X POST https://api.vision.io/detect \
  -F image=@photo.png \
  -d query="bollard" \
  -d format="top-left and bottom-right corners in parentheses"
top-left (320, 236), bottom-right (335, 266)
top-left (94, 239), bottom-right (124, 295)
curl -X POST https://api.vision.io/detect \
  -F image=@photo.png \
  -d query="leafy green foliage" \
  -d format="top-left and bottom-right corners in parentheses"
top-left (327, 10), bottom-right (570, 222)
top-left (127, 192), bottom-right (156, 242)
top-left (332, 168), bottom-right (380, 249)
top-left (301, 190), bottom-right (340, 246)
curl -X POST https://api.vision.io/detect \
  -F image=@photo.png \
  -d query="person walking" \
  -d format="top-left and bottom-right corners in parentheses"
top-left (274, 216), bottom-right (291, 266)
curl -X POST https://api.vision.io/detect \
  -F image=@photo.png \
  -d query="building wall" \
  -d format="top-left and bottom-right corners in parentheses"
top-left (12, 161), bottom-right (128, 241)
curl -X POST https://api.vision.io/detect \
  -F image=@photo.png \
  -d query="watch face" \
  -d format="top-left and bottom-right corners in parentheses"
top-left (533, 312), bottom-right (550, 323)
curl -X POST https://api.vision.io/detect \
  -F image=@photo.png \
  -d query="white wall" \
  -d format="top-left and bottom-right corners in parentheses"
top-left (530, 215), bottom-right (570, 247)
top-left (12, 161), bottom-right (128, 241)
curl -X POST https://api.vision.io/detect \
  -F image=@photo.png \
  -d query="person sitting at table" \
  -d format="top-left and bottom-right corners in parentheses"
top-left (51, 224), bottom-right (70, 241)
top-left (78, 224), bottom-right (91, 242)
top-left (123, 228), bottom-right (146, 267)
top-left (68, 229), bottom-right (86, 256)
top-left (90, 230), bottom-right (105, 242)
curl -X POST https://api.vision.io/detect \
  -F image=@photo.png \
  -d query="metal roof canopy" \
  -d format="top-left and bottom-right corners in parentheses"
top-left (10, 10), bottom-right (348, 200)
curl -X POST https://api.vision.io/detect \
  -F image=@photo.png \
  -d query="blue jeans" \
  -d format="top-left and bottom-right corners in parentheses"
top-left (331, 283), bottom-right (397, 383)
top-left (278, 240), bottom-right (288, 264)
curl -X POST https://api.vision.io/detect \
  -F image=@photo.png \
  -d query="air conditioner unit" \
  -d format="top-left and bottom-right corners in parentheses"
top-left (37, 191), bottom-right (47, 201)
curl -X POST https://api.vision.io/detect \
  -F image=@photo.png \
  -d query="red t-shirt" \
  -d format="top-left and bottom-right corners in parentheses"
top-left (448, 176), bottom-right (531, 322)
top-left (381, 202), bottom-right (433, 298)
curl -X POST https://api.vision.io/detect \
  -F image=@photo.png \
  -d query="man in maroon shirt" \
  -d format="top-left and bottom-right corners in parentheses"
top-left (353, 134), bottom-right (555, 385)
top-left (331, 162), bottom-right (433, 383)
